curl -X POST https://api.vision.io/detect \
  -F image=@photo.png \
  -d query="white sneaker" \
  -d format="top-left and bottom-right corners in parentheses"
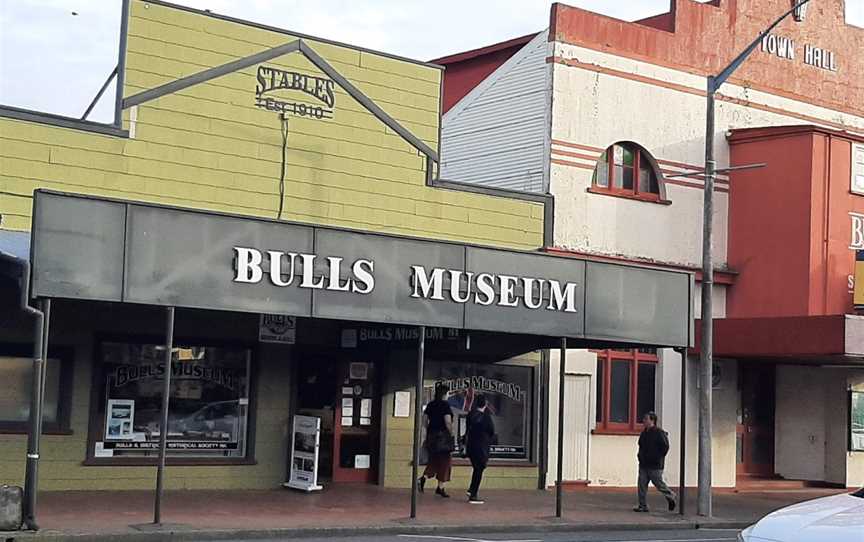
top-left (468, 496), bottom-right (484, 504)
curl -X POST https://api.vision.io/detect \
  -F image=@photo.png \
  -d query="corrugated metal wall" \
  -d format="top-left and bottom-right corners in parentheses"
top-left (440, 32), bottom-right (550, 193)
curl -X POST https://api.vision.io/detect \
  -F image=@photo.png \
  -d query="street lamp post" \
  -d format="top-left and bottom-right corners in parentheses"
top-left (698, 0), bottom-right (813, 517)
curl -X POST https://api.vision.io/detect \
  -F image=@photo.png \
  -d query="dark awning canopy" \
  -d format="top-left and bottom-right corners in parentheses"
top-left (27, 190), bottom-right (695, 348)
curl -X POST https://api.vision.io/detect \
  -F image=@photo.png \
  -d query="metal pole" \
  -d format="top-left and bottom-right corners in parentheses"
top-left (698, 82), bottom-right (716, 518)
top-left (113, 0), bottom-right (131, 127)
top-left (555, 338), bottom-right (566, 518)
top-left (676, 347), bottom-right (687, 516)
top-left (537, 349), bottom-right (550, 490)
top-left (410, 326), bottom-right (426, 520)
top-left (695, 0), bottom-right (812, 518)
top-left (154, 307), bottom-right (175, 525)
top-left (82, 66), bottom-right (118, 120)
top-left (22, 299), bottom-right (46, 531)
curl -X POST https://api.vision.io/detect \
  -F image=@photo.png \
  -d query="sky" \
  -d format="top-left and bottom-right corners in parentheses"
top-left (1, 0), bottom-right (862, 123)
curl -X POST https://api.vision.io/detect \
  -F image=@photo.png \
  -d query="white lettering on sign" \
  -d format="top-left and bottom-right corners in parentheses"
top-left (409, 266), bottom-right (579, 312)
top-left (233, 247), bottom-right (579, 313)
top-left (761, 33), bottom-right (838, 72)
top-left (233, 247), bottom-right (375, 294)
top-left (850, 213), bottom-right (864, 250)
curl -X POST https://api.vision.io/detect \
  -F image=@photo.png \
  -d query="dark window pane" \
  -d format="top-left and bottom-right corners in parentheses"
top-left (610, 361), bottom-right (631, 423)
top-left (637, 363), bottom-right (656, 420)
top-left (595, 360), bottom-right (604, 423)
top-left (638, 159), bottom-right (658, 194)
top-left (622, 167), bottom-right (634, 190)
top-left (0, 357), bottom-right (61, 423)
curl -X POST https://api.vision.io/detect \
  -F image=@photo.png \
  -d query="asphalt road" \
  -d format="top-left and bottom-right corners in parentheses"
top-left (213, 528), bottom-right (741, 542)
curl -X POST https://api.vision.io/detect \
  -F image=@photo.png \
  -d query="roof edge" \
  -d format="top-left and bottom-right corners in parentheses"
top-left (430, 32), bottom-right (541, 65)
top-left (142, 0), bottom-right (445, 70)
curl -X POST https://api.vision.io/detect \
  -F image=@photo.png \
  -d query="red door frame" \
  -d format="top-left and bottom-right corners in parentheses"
top-left (332, 361), bottom-right (379, 483)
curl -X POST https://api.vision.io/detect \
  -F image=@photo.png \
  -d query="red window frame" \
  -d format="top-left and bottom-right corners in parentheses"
top-left (593, 348), bottom-right (658, 435)
top-left (590, 144), bottom-right (662, 202)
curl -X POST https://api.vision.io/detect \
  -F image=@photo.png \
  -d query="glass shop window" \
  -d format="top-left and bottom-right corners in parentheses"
top-left (93, 342), bottom-right (252, 460)
top-left (422, 360), bottom-right (534, 461)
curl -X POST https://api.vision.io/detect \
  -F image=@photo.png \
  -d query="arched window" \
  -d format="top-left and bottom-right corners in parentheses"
top-left (591, 142), bottom-right (664, 202)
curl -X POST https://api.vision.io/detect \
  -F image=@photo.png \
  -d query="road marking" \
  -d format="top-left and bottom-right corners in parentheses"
top-left (397, 535), bottom-right (542, 542)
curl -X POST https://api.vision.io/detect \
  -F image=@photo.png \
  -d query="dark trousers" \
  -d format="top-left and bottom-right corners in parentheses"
top-left (637, 466), bottom-right (675, 508)
top-left (468, 456), bottom-right (487, 497)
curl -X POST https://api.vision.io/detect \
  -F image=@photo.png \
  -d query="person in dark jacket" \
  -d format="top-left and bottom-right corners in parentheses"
top-left (634, 411), bottom-right (676, 512)
top-left (418, 384), bottom-right (454, 498)
top-left (465, 394), bottom-right (495, 504)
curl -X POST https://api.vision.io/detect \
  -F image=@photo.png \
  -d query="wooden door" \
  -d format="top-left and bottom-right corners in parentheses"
top-left (332, 361), bottom-right (379, 483)
top-left (737, 365), bottom-right (776, 478)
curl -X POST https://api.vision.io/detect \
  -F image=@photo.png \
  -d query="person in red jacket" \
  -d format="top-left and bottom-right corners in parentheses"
top-left (634, 411), bottom-right (676, 513)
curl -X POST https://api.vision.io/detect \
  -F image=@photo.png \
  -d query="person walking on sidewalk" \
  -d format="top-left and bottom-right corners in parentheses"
top-left (634, 411), bottom-right (676, 513)
top-left (418, 384), bottom-right (454, 498)
top-left (465, 394), bottom-right (496, 504)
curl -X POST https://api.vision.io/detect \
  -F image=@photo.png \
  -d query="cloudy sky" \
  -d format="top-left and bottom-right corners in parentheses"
top-left (1, 0), bottom-right (862, 123)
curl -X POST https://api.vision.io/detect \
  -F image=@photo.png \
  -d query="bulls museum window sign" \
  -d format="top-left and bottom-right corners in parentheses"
top-left (93, 342), bottom-right (252, 459)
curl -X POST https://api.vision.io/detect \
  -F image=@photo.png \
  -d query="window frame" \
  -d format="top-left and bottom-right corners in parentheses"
top-left (593, 348), bottom-right (658, 435)
top-left (590, 143), bottom-right (669, 204)
top-left (84, 334), bottom-right (259, 467)
top-left (0, 343), bottom-right (75, 435)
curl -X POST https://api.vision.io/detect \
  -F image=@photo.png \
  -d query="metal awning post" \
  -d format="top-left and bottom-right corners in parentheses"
top-left (154, 307), bottom-right (175, 525)
top-left (675, 347), bottom-right (687, 516)
top-left (555, 337), bottom-right (566, 518)
top-left (410, 326), bottom-right (426, 519)
top-left (22, 298), bottom-right (50, 531)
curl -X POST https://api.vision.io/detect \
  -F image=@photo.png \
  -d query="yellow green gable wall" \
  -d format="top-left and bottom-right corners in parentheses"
top-left (0, 0), bottom-right (544, 491)
top-left (0, 0), bottom-right (544, 249)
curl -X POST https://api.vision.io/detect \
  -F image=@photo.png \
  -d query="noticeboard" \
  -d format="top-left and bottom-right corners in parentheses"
top-left (285, 415), bottom-right (323, 492)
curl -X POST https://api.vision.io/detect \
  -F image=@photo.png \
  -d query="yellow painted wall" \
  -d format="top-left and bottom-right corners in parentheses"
top-left (0, 1), bottom-right (545, 491)
top-left (0, 0), bottom-right (543, 249)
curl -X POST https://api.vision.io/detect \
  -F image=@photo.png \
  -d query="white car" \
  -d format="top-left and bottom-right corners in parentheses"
top-left (739, 488), bottom-right (864, 541)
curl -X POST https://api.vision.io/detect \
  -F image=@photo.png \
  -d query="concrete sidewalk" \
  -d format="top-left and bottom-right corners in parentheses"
top-left (4, 485), bottom-right (847, 541)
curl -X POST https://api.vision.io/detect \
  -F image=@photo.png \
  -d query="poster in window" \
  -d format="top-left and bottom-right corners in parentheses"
top-left (105, 399), bottom-right (135, 440)
top-left (98, 342), bottom-right (251, 458)
top-left (259, 314), bottom-right (296, 344)
top-left (850, 391), bottom-right (864, 452)
top-left (424, 361), bottom-right (532, 460)
top-left (285, 415), bottom-right (323, 491)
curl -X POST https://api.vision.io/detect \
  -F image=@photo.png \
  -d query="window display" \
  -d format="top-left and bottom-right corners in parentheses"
top-left (424, 361), bottom-right (533, 460)
top-left (94, 342), bottom-right (251, 459)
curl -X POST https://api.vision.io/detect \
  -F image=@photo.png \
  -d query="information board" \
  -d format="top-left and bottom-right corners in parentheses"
top-left (285, 415), bottom-right (323, 492)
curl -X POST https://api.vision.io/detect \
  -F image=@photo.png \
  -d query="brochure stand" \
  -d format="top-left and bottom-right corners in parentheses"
top-left (283, 415), bottom-right (323, 492)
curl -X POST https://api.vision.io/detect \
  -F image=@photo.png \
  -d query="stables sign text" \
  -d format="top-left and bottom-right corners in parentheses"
top-left (255, 65), bottom-right (336, 119)
top-left (232, 247), bottom-right (579, 313)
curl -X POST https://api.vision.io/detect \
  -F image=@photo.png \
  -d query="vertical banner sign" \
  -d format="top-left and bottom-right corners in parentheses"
top-left (259, 314), bottom-right (297, 344)
top-left (854, 250), bottom-right (864, 310)
top-left (285, 415), bottom-right (323, 492)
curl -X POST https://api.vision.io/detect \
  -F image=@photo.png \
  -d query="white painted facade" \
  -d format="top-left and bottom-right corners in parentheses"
top-left (441, 10), bottom-right (864, 490)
